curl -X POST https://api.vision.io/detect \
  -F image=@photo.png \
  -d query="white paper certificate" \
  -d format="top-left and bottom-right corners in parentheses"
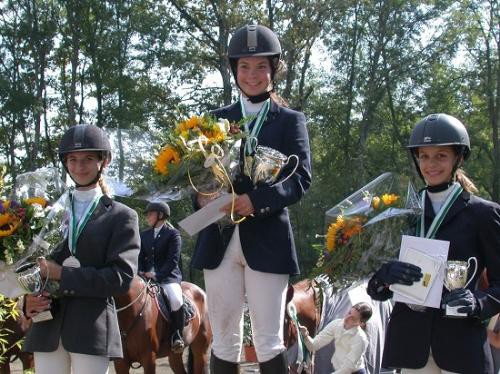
top-left (178, 194), bottom-right (233, 236)
top-left (390, 235), bottom-right (449, 308)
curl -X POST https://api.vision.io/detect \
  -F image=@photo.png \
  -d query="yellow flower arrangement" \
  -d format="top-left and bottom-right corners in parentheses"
top-left (0, 168), bottom-right (67, 267)
top-left (153, 113), bottom-right (244, 195)
top-left (314, 173), bottom-right (421, 291)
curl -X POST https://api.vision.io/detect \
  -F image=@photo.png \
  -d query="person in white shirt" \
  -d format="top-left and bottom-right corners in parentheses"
top-left (299, 302), bottom-right (372, 374)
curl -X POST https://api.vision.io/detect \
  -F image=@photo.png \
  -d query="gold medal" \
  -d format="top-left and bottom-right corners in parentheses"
top-left (62, 256), bottom-right (81, 268)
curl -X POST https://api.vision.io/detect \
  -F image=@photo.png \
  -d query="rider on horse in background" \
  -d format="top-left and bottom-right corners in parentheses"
top-left (138, 202), bottom-right (185, 353)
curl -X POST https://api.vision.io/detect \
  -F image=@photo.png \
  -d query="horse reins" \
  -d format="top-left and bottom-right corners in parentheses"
top-left (117, 278), bottom-right (157, 341)
top-left (115, 278), bottom-right (152, 313)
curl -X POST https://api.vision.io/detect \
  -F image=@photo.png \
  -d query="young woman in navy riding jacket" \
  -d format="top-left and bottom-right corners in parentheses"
top-left (367, 114), bottom-right (500, 374)
top-left (191, 24), bottom-right (312, 374)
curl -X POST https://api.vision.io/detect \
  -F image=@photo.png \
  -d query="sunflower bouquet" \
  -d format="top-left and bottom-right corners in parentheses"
top-left (314, 172), bottom-right (422, 291)
top-left (0, 167), bottom-right (68, 298)
top-left (152, 114), bottom-right (245, 200)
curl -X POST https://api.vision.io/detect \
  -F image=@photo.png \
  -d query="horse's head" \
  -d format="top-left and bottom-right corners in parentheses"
top-left (283, 279), bottom-right (320, 349)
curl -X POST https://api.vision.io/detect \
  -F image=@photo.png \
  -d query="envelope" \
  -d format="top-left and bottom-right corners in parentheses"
top-left (178, 194), bottom-right (233, 236)
top-left (390, 247), bottom-right (441, 303)
top-left (390, 235), bottom-right (449, 308)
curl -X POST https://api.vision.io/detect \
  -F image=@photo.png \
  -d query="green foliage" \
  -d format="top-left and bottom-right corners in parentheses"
top-left (0, 296), bottom-right (22, 364)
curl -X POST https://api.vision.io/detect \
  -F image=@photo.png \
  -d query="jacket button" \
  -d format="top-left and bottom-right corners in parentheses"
top-left (70, 290), bottom-right (75, 295)
top-left (260, 208), bottom-right (266, 214)
top-left (63, 290), bottom-right (69, 295)
top-left (265, 207), bottom-right (270, 212)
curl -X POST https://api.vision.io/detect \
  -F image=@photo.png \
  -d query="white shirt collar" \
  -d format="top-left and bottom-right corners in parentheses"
top-left (73, 186), bottom-right (101, 202)
top-left (240, 93), bottom-right (266, 115)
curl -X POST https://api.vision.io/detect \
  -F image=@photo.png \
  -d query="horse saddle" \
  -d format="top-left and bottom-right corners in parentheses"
top-left (155, 288), bottom-right (195, 326)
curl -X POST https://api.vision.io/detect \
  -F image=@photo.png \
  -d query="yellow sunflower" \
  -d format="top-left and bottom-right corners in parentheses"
top-left (176, 116), bottom-right (201, 134)
top-left (0, 213), bottom-right (22, 238)
top-left (155, 146), bottom-right (181, 176)
top-left (24, 197), bottom-right (47, 208)
top-left (326, 216), bottom-right (344, 252)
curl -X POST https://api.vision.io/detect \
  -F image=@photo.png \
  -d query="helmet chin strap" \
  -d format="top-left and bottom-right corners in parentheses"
top-left (426, 182), bottom-right (454, 193)
top-left (245, 89), bottom-right (271, 103)
top-left (238, 83), bottom-right (273, 103)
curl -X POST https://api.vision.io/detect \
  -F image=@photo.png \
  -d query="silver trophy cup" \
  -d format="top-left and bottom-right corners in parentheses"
top-left (247, 146), bottom-right (299, 185)
top-left (444, 257), bottom-right (478, 317)
top-left (16, 263), bottom-right (53, 322)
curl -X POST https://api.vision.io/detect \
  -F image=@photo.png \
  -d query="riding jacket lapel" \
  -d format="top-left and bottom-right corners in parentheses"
top-left (223, 102), bottom-right (242, 122)
top-left (264, 99), bottom-right (280, 125)
top-left (439, 191), bottom-right (470, 227)
top-left (81, 195), bottom-right (112, 226)
top-left (424, 190), bottom-right (470, 229)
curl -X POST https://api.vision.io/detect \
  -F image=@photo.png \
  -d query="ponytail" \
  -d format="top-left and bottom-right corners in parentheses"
top-left (270, 58), bottom-right (289, 108)
top-left (456, 169), bottom-right (478, 194)
top-left (270, 92), bottom-right (289, 107)
top-left (98, 176), bottom-right (110, 196)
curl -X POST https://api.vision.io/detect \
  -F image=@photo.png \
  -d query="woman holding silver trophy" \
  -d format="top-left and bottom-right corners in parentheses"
top-left (367, 114), bottom-right (500, 373)
top-left (22, 124), bottom-right (140, 374)
top-left (190, 24), bottom-right (312, 373)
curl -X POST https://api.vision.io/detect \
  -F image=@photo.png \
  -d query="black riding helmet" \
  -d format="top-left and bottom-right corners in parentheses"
top-left (58, 124), bottom-right (112, 188)
top-left (407, 113), bottom-right (471, 189)
top-left (145, 202), bottom-right (170, 220)
top-left (228, 24), bottom-right (282, 103)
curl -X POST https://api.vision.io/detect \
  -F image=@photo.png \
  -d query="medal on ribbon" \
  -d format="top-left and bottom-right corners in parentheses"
top-left (66, 191), bottom-right (102, 268)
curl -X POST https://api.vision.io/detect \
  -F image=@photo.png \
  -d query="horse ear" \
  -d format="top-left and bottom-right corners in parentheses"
top-left (286, 284), bottom-right (294, 304)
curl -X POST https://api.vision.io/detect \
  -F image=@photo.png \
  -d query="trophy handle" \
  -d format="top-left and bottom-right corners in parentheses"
top-left (464, 257), bottom-right (478, 289)
top-left (273, 154), bottom-right (299, 185)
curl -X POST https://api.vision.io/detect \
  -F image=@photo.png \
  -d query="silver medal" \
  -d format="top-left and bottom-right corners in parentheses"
top-left (62, 256), bottom-right (81, 268)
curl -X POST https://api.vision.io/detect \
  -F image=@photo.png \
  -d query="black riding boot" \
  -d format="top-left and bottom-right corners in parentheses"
top-left (259, 351), bottom-right (289, 374)
top-left (209, 351), bottom-right (239, 374)
top-left (170, 306), bottom-right (186, 354)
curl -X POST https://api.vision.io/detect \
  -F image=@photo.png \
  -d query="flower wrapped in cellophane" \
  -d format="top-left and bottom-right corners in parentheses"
top-left (0, 167), bottom-right (69, 298)
top-left (152, 113), bottom-right (245, 200)
top-left (314, 172), bottom-right (421, 291)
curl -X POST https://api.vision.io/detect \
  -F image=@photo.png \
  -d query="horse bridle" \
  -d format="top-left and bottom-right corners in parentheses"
top-left (117, 278), bottom-right (158, 341)
top-left (284, 279), bottom-right (321, 347)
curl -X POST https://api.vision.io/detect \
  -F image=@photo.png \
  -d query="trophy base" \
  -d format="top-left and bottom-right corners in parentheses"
top-left (445, 305), bottom-right (467, 318)
top-left (31, 310), bottom-right (53, 323)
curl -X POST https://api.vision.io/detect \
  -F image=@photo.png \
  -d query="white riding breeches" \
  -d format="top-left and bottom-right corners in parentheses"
top-left (161, 282), bottom-right (183, 311)
top-left (34, 340), bottom-right (109, 374)
top-left (204, 226), bottom-right (289, 363)
top-left (402, 351), bottom-right (459, 374)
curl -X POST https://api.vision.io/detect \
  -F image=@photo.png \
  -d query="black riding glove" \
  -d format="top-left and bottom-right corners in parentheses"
top-left (375, 261), bottom-right (423, 286)
top-left (442, 288), bottom-right (480, 317)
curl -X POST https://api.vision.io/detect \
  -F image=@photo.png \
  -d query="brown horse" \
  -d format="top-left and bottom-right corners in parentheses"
top-left (284, 278), bottom-right (321, 350)
top-left (113, 276), bottom-right (211, 374)
top-left (284, 277), bottom-right (394, 374)
top-left (0, 301), bottom-right (34, 374)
